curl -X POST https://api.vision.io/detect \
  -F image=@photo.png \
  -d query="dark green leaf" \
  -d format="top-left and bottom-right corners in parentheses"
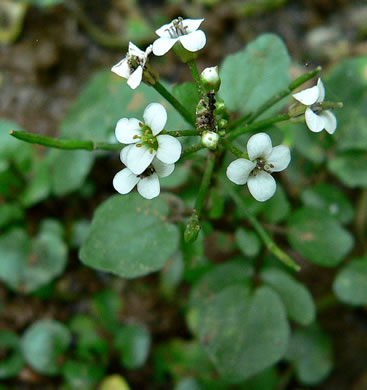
top-left (0, 331), bottom-right (24, 379)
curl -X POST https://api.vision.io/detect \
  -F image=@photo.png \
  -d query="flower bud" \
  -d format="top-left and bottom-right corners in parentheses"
top-left (217, 118), bottom-right (228, 130)
top-left (200, 66), bottom-right (221, 92)
top-left (201, 130), bottom-right (220, 150)
top-left (184, 213), bottom-right (201, 243)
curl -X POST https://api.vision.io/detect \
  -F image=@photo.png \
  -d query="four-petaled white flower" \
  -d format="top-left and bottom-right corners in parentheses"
top-left (113, 146), bottom-right (174, 199)
top-left (293, 78), bottom-right (337, 134)
top-left (226, 133), bottom-right (291, 202)
top-left (152, 17), bottom-right (206, 56)
top-left (111, 42), bottom-right (152, 90)
top-left (115, 103), bottom-right (182, 176)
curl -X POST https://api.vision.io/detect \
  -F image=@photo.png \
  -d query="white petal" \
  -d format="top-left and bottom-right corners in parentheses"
top-left (128, 42), bottom-right (145, 57)
top-left (113, 168), bottom-right (139, 194)
top-left (155, 22), bottom-right (174, 38)
top-left (156, 135), bottom-right (182, 164)
top-left (183, 18), bottom-right (205, 34)
top-left (293, 84), bottom-right (320, 106)
top-left (226, 159), bottom-right (255, 185)
top-left (305, 108), bottom-right (325, 132)
top-left (137, 173), bottom-right (160, 199)
top-left (320, 110), bottom-right (337, 134)
top-left (127, 66), bottom-right (143, 89)
top-left (111, 57), bottom-right (130, 79)
top-left (247, 133), bottom-right (272, 161)
top-left (266, 145), bottom-right (291, 172)
top-left (126, 144), bottom-right (156, 175)
top-left (143, 103), bottom-right (167, 135)
top-left (120, 144), bottom-right (134, 165)
top-left (247, 171), bottom-right (276, 202)
top-left (316, 78), bottom-right (325, 103)
top-left (179, 30), bottom-right (206, 52)
top-left (152, 158), bottom-right (175, 178)
top-left (115, 118), bottom-right (142, 144)
top-left (152, 37), bottom-right (178, 56)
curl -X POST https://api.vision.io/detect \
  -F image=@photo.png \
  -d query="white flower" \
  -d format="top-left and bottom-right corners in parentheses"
top-left (113, 150), bottom-right (174, 199)
top-left (152, 17), bottom-right (206, 56)
top-left (115, 103), bottom-right (182, 175)
top-left (292, 78), bottom-right (337, 134)
top-left (226, 133), bottom-right (291, 202)
top-left (111, 42), bottom-right (152, 89)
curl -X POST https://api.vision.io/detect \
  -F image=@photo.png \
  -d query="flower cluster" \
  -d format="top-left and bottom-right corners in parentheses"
top-left (111, 17), bottom-right (339, 203)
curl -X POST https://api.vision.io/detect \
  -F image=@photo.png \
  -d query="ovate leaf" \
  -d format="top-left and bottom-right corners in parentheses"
top-left (80, 194), bottom-right (179, 278)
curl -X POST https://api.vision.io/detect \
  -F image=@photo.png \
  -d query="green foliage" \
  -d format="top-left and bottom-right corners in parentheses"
top-left (0, 331), bottom-right (24, 379)
top-left (220, 34), bottom-right (290, 116)
top-left (262, 184), bottom-right (291, 223)
top-left (0, 219), bottom-right (67, 293)
top-left (18, 0), bottom-right (64, 7)
top-left (260, 267), bottom-right (315, 325)
top-left (62, 359), bottom-right (105, 389)
top-left (286, 324), bottom-right (333, 385)
top-left (189, 263), bottom-right (289, 382)
top-left (80, 194), bottom-right (179, 278)
top-left (235, 227), bottom-right (261, 258)
top-left (114, 324), bottom-right (151, 369)
top-left (21, 319), bottom-right (71, 375)
top-left (287, 207), bottom-right (354, 266)
top-left (301, 184), bottom-right (354, 224)
top-left (333, 257), bottom-right (367, 305)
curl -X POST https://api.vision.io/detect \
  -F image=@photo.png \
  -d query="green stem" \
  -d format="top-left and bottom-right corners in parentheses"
top-left (221, 138), bottom-right (248, 158)
top-left (226, 114), bottom-right (290, 141)
top-left (152, 81), bottom-right (196, 126)
top-left (10, 130), bottom-right (121, 151)
top-left (195, 152), bottom-right (216, 215)
top-left (225, 181), bottom-right (300, 271)
top-left (187, 59), bottom-right (204, 96)
top-left (181, 143), bottom-right (205, 160)
top-left (162, 129), bottom-right (199, 137)
top-left (228, 66), bottom-right (322, 130)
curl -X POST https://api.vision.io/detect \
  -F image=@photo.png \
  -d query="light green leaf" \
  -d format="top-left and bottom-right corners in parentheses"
top-left (173, 82), bottom-right (200, 119)
top-left (220, 34), bottom-right (290, 115)
top-left (0, 331), bottom-right (24, 379)
top-left (286, 324), bottom-right (333, 385)
top-left (262, 184), bottom-right (290, 224)
top-left (80, 194), bottom-right (179, 278)
top-left (333, 257), bottom-right (367, 305)
top-left (99, 375), bottom-right (131, 390)
top-left (260, 267), bottom-right (315, 325)
top-left (301, 184), bottom-right (354, 224)
top-left (21, 319), bottom-right (71, 375)
top-left (114, 324), bottom-right (151, 369)
top-left (328, 151), bottom-right (367, 188)
top-left (0, 220), bottom-right (67, 293)
top-left (287, 207), bottom-right (354, 266)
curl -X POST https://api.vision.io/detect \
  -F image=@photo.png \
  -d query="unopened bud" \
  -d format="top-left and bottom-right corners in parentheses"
top-left (215, 99), bottom-right (226, 114)
top-left (184, 213), bottom-right (201, 243)
top-left (217, 118), bottom-right (228, 130)
top-left (201, 130), bottom-right (220, 150)
top-left (200, 66), bottom-right (221, 92)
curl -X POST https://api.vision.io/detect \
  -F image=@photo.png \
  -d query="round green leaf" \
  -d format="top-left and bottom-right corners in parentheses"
top-left (191, 282), bottom-right (289, 382)
top-left (220, 34), bottom-right (290, 115)
top-left (0, 331), bottom-right (24, 378)
top-left (62, 359), bottom-right (105, 388)
top-left (301, 184), bottom-right (354, 224)
top-left (287, 207), bottom-right (354, 266)
top-left (333, 257), bottom-right (367, 305)
top-left (114, 324), bottom-right (151, 369)
top-left (260, 267), bottom-right (315, 325)
top-left (0, 220), bottom-right (67, 293)
top-left (79, 194), bottom-right (179, 278)
top-left (328, 151), bottom-right (367, 188)
top-left (286, 324), bottom-right (333, 385)
top-left (21, 319), bottom-right (71, 375)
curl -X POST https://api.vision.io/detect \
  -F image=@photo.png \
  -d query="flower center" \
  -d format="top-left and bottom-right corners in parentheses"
top-left (166, 17), bottom-right (188, 38)
top-left (252, 158), bottom-right (274, 175)
top-left (128, 55), bottom-right (144, 73)
top-left (134, 123), bottom-right (158, 153)
top-left (310, 103), bottom-right (323, 114)
top-left (138, 166), bottom-right (155, 179)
